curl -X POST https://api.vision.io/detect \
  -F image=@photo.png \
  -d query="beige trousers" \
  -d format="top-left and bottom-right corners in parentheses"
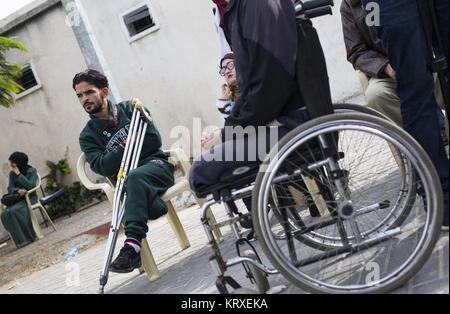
top-left (358, 71), bottom-right (448, 137)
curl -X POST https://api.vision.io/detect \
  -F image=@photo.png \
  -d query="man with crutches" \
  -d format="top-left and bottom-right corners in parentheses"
top-left (361, 0), bottom-right (449, 229)
top-left (73, 70), bottom-right (175, 278)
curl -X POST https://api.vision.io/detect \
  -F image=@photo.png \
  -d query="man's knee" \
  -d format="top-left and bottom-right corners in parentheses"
top-left (126, 168), bottom-right (149, 190)
top-left (188, 159), bottom-right (208, 192)
top-left (189, 157), bottom-right (201, 177)
top-left (365, 80), bottom-right (393, 106)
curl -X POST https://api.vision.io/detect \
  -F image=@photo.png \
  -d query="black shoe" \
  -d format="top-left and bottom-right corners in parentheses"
top-left (246, 230), bottom-right (256, 242)
top-left (110, 244), bottom-right (142, 273)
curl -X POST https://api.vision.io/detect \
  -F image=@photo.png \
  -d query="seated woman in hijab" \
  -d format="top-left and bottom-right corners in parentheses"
top-left (0, 152), bottom-right (38, 247)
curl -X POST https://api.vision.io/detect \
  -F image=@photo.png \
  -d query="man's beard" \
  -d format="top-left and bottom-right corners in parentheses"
top-left (84, 97), bottom-right (104, 114)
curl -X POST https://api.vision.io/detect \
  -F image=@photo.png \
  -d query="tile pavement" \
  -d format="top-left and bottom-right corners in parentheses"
top-left (0, 198), bottom-right (448, 294)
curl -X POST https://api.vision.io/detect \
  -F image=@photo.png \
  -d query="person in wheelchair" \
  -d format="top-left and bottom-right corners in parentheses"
top-left (189, 0), bottom-right (315, 214)
top-left (73, 70), bottom-right (175, 273)
top-left (201, 52), bottom-right (238, 150)
top-left (201, 52), bottom-right (255, 215)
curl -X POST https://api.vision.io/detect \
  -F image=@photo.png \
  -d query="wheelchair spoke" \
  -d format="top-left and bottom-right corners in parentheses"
top-left (253, 112), bottom-right (440, 293)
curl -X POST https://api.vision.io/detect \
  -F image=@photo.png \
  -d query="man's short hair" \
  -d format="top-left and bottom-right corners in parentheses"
top-left (72, 69), bottom-right (109, 90)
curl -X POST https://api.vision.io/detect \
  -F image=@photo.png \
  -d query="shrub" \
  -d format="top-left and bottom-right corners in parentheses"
top-left (44, 158), bottom-right (105, 219)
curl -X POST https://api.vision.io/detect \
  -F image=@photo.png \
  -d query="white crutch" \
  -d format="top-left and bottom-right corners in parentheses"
top-left (98, 98), bottom-right (152, 294)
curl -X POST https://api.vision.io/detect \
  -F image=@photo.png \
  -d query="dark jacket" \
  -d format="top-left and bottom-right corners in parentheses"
top-left (340, 0), bottom-right (389, 78)
top-left (222, 0), bottom-right (303, 128)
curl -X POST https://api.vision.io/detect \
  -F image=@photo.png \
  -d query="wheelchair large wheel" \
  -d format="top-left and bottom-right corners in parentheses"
top-left (252, 112), bottom-right (443, 293)
top-left (266, 104), bottom-right (417, 250)
top-left (332, 104), bottom-right (417, 229)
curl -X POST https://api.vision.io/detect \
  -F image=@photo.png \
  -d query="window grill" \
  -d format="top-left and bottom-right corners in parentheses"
top-left (123, 5), bottom-right (155, 37)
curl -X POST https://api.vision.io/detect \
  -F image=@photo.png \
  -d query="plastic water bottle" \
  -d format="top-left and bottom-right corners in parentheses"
top-left (65, 247), bottom-right (80, 260)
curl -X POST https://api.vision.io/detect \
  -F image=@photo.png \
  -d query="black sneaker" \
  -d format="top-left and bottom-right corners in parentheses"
top-left (109, 244), bottom-right (142, 273)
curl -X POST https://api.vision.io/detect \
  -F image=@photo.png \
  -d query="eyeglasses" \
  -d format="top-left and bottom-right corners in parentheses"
top-left (219, 61), bottom-right (235, 76)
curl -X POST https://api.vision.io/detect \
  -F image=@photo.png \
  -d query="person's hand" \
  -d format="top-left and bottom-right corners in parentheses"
top-left (123, 134), bottom-right (137, 147)
top-left (17, 189), bottom-right (27, 196)
top-left (221, 84), bottom-right (232, 100)
top-left (201, 131), bottom-right (215, 149)
top-left (11, 164), bottom-right (20, 175)
top-left (201, 129), bottom-right (223, 151)
top-left (385, 63), bottom-right (396, 80)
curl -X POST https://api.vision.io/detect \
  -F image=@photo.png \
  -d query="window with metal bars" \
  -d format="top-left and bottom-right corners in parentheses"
top-left (123, 5), bottom-right (156, 37)
top-left (15, 66), bottom-right (39, 94)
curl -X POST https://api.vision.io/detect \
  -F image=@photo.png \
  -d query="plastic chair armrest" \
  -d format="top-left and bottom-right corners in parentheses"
top-left (165, 148), bottom-right (192, 178)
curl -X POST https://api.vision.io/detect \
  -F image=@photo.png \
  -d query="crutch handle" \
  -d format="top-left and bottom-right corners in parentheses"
top-left (132, 98), bottom-right (153, 123)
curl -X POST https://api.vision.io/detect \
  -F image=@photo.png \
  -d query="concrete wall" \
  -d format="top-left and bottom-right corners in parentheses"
top-left (76, 0), bottom-right (361, 153)
top-left (77, 0), bottom-right (226, 155)
top-left (0, 0), bottom-right (362, 239)
top-left (0, 3), bottom-right (88, 238)
top-left (314, 0), bottom-right (362, 102)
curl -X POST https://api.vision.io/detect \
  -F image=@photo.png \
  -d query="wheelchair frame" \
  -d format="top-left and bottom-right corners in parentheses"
top-left (199, 108), bottom-right (443, 294)
top-left (196, 0), bottom-right (445, 294)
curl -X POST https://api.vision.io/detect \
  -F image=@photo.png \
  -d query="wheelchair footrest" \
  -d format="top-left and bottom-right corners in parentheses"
top-left (216, 276), bottom-right (241, 294)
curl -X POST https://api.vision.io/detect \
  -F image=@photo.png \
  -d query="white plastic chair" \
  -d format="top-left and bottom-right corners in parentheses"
top-left (77, 148), bottom-right (222, 281)
top-left (0, 173), bottom-right (56, 246)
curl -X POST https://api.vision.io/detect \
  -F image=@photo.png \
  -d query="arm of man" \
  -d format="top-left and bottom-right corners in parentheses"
top-left (340, 0), bottom-right (389, 78)
top-left (223, 0), bottom-right (298, 128)
top-left (80, 131), bottom-right (125, 178)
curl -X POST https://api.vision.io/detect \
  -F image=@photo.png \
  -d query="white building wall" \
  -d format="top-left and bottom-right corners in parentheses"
top-left (314, 1), bottom-right (362, 101)
top-left (0, 4), bottom-right (88, 239)
top-left (77, 0), bottom-right (226, 155)
top-left (0, 0), bottom-right (362, 240)
top-left (77, 0), bottom-right (361, 153)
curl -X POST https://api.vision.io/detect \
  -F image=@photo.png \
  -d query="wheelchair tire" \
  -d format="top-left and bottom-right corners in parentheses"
top-left (252, 112), bottom-right (443, 293)
top-left (333, 103), bottom-right (417, 229)
top-left (264, 105), bottom-right (417, 251)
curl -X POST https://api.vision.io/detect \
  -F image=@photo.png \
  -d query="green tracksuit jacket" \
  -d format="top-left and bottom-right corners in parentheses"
top-left (79, 100), bottom-right (174, 240)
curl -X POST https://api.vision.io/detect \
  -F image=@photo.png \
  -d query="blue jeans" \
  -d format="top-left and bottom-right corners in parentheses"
top-left (362, 0), bottom-right (449, 226)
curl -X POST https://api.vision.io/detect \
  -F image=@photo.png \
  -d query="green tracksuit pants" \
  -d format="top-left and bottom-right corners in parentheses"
top-left (123, 158), bottom-right (174, 241)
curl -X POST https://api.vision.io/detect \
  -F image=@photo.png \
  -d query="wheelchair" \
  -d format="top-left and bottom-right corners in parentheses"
top-left (195, 0), bottom-right (444, 294)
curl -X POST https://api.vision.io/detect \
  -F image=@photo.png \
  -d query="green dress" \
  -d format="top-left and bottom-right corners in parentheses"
top-left (1, 167), bottom-right (38, 246)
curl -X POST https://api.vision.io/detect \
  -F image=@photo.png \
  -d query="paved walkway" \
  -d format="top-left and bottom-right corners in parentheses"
top-left (0, 197), bottom-right (448, 294)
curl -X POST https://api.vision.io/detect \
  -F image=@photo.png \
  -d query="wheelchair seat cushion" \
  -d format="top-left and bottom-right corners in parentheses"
top-left (195, 164), bottom-right (260, 199)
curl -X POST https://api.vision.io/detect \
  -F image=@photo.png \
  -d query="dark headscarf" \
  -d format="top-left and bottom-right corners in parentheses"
top-left (213, 0), bottom-right (229, 28)
top-left (9, 152), bottom-right (31, 175)
top-left (220, 52), bottom-right (234, 68)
